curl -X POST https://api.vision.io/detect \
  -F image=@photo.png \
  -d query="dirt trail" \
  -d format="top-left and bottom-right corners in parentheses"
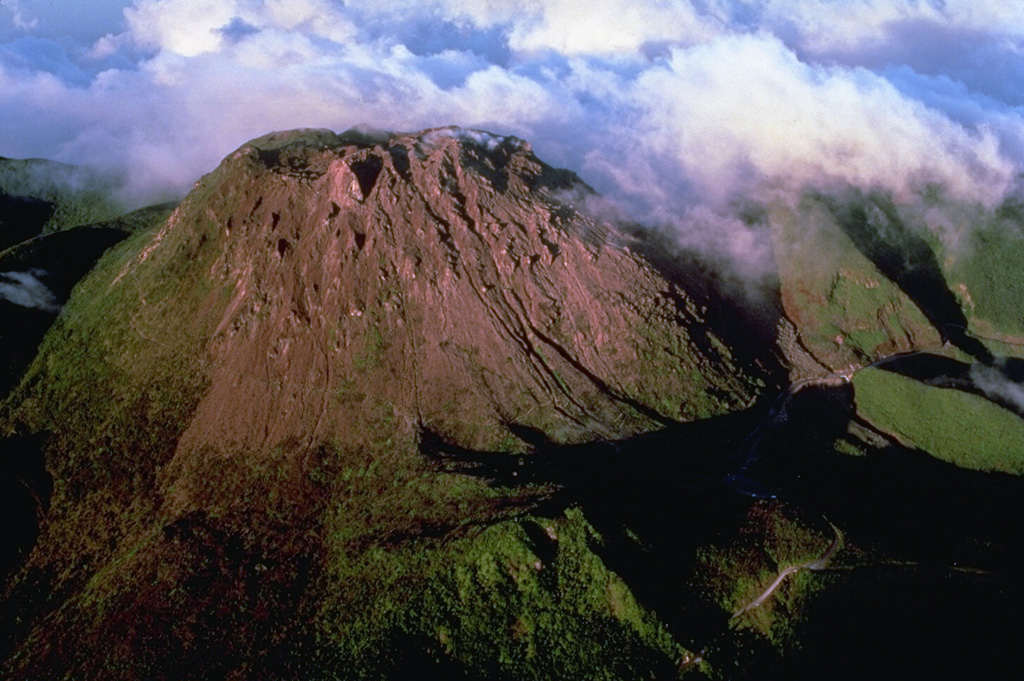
top-left (731, 522), bottom-right (843, 619)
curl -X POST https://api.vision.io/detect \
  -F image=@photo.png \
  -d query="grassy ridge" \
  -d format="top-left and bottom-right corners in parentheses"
top-left (946, 222), bottom-right (1024, 339)
top-left (853, 368), bottom-right (1024, 474)
top-left (770, 195), bottom-right (939, 368)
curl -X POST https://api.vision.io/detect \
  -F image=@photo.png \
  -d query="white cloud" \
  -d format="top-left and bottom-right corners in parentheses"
top-left (124, 0), bottom-right (356, 57)
top-left (262, 0), bottom-right (354, 42)
top-left (627, 34), bottom-right (1016, 204)
top-left (971, 363), bottom-right (1024, 414)
top-left (125, 0), bottom-right (238, 56)
top-left (722, 0), bottom-right (1024, 54)
top-left (1, 0), bottom-right (38, 31)
top-left (0, 270), bottom-right (60, 312)
top-left (3, 0), bottom-right (1024, 269)
top-left (86, 32), bottom-right (129, 60)
top-left (506, 0), bottom-right (718, 54)
top-left (373, 0), bottom-right (719, 55)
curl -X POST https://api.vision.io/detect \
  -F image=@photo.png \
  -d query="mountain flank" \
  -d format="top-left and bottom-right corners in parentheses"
top-left (1, 127), bottom-right (776, 679)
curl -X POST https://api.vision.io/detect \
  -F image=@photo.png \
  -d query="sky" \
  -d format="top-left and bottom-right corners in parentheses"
top-left (2, 0), bottom-right (1024, 268)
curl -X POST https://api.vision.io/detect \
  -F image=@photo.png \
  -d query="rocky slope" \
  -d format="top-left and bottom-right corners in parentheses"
top-left (159, 127), bottom-right (767, 462)
top-left (0, 128), bottom-right (776, 679)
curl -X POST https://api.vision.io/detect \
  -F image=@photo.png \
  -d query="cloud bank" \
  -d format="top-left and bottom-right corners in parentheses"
top-left (3, 1), bottom-right (1024, 266)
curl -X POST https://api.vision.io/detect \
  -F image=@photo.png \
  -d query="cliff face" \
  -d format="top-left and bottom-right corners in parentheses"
top-left (1, 128), bottom-right (774, 679)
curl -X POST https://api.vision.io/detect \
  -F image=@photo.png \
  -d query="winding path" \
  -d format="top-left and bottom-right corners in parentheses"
top-left (731, 522), bottom-right (843, 619)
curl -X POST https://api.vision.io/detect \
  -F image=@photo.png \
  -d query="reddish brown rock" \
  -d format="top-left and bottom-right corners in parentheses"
top-left (113, 128), bottom-right (769, 489)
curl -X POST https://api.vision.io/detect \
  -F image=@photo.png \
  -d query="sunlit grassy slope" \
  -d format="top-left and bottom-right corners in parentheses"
top-left (769, 194), bottom-right (939, 370)
top-left (945, 219), bottom-right (1024, 340)
top-left (853, 367), bottom-right (1024, 474)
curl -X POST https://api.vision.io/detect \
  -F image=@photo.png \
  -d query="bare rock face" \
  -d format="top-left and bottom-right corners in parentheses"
top-left (106, 127), bottom-right (767, 484)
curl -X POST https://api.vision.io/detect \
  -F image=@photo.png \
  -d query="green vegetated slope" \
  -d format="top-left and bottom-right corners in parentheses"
top-left (853, 368), bottom-right (1024, 474)
top-left (0, 203), bottom-right (176, 398)
top-left (316, 506), bottom-right (684, 679)
top-left (694, 503), bottom-right (834, 649)
top-left (940, 205), bottom-right (1024, 343)
top-left (769, 194), bottom-right (940, 371)
top-left (0, 202), bottom-right (176, 289)
top-left (1, 213), bottom-right (216, 581)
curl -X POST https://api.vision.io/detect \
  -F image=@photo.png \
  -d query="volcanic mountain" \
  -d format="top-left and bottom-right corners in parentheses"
top-left (5, 125), bottom-right (1024, 681)
top-left (1, 127), bottom-right (777, 679)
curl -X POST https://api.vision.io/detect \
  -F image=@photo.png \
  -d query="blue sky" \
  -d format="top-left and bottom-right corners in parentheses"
top-left (3, 1), bottom-right (1024, 265)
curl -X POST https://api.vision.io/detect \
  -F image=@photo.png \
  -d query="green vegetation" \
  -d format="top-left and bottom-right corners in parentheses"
top-left (832, 437), bottom-right (867, 457)
top-left (353, 324), bottom-right (385, 370)
top-left (0, 180), bottom-right (222, 589)
top-left (631, 320), bottom-right (742, 422)
top-left (0, 157), bottom-right (124, 243)
top-left (770, 195), bottom-right (939, 366)
top-left (694, 503), bottom-right (832, 648)
top-left (853, 368), bottom-right (1024, 473)
top-left (154, 429), bottom-right (684, 678)
top-left (316, 502), bottom-right (685, 679)
top-left (946, 222), bottom-right (1024, 338)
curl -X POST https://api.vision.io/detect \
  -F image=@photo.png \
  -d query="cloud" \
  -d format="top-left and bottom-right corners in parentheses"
top-left (971, 363), bottom-right (1024, 414)
top-left (125, 0), bottom-right (355, 56)
top-left (719, 0), bottom-right (1024, 55)
top-left (0, 270), bottom-right (60, 312)
top-left (125, 0), bottom-right (239, 56)
top-left (490, 0), bottom-right (719, 55)
top-left (1, 0), bottom-right (130, 43)
top-left (361, 1), bottom-right (714, 54)
top-left (626, 34), bottom-right (1016, 205)
top-left (1, 0), bottom-right (39, 31)
top-left (1, 0), bottom-right (1024, 273)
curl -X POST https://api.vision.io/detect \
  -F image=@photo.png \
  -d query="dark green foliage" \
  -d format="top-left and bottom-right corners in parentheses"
top-left (947, 221), bottom-right (1024, 338)
top-left (0, 204), bottom-right (175, 396)
top-left (0, 157), bottom-right (124, 248)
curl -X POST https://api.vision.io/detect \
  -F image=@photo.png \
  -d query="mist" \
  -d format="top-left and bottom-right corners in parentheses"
top-left (0, 270), bottom-right (60, 312)
top-left (971, 363), bottom-right (1024, 415)
top-left (3, 1), bottom-right (1024, 273)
